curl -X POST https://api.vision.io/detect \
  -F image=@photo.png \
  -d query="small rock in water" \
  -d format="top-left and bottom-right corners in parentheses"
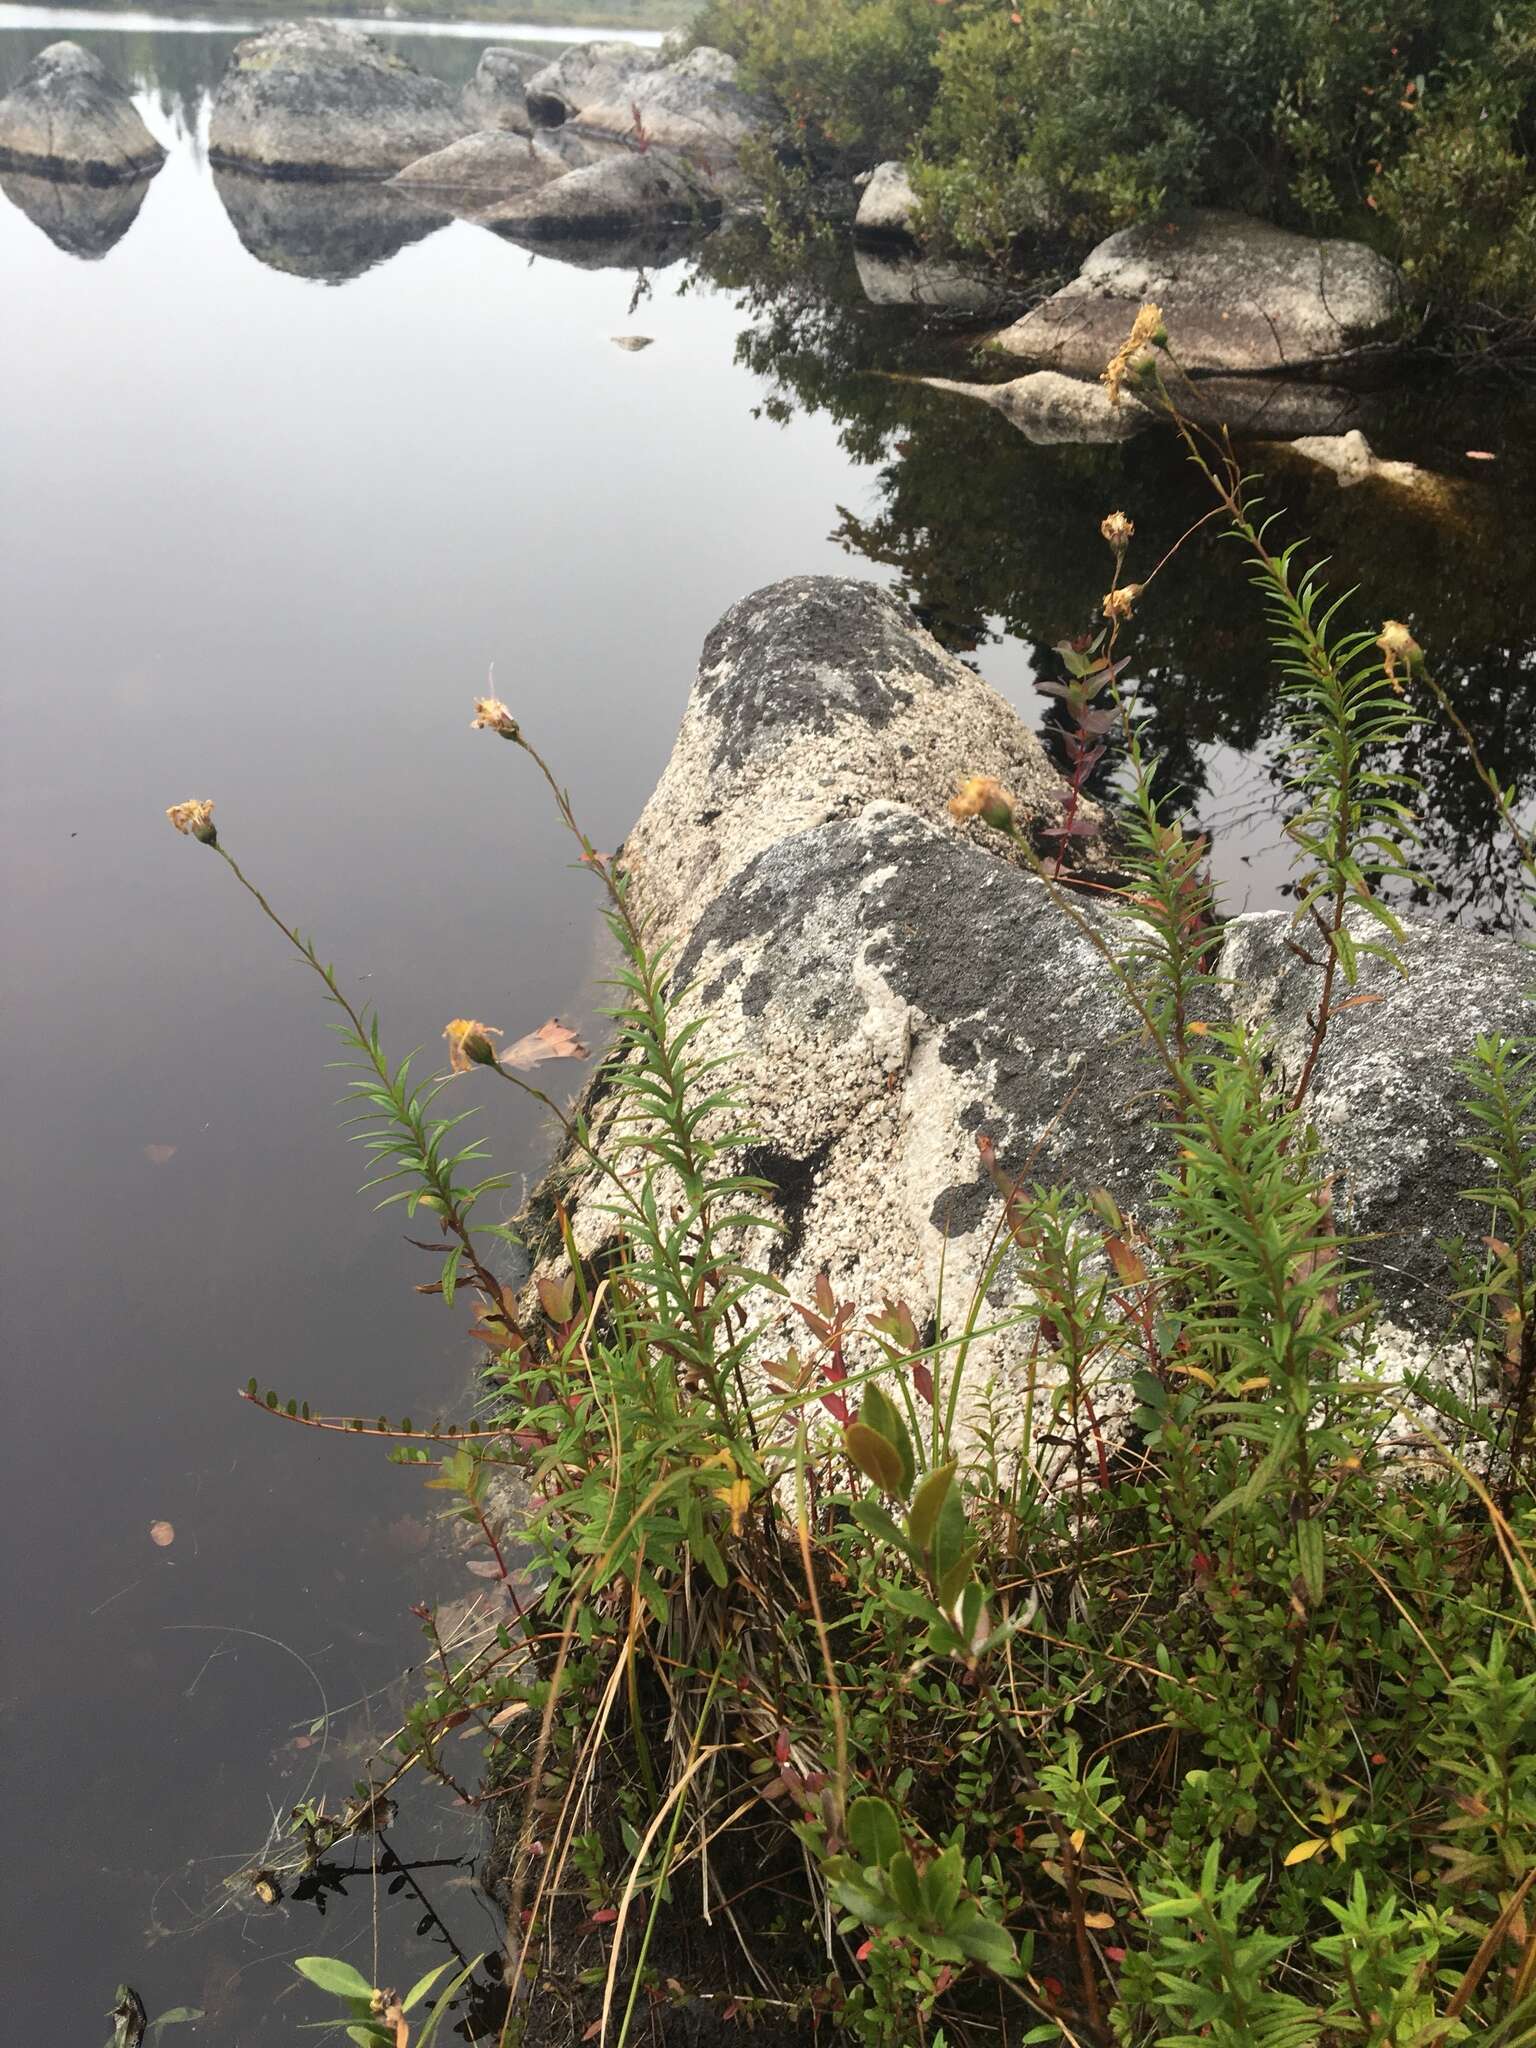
top-left (611, 334), bottom-right (654, 351)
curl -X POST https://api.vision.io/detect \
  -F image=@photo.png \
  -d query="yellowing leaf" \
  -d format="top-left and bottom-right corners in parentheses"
top-left (1168, 1363), bottom-right (1218, 1389)
top-left (501, 1019), bottom-right (588, 1072)
top-left (1070, 1827), bottom-right (1087, 1853)
top-left (1082, 1911), bottom-right (1115, 1929)
top-left (1284, 1838), bottom-right (1327, 1865)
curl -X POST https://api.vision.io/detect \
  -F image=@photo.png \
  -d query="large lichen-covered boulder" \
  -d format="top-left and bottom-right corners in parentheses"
top-left (854, 160), bottom-right (918, 242)
top-left (576, 48), bottom-right (775, 160)
top-left (528, 577), bottom-right (1523, 1437)
top-left (462, 46), bottom-right (529, 135)
top-left (208, 22), bottom-right (465, 180)
top-left (993, 209), bottom-right (1407, 377)
top-left (478, 150), bottom-right (718, 241)
top-left (523, 40), bottom-right (653, 126)
top-left (0, 42), bottom-right (165, 184)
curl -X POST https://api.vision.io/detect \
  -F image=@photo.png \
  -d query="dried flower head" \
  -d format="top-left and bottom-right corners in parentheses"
top-left (166, 799), bottom-right (217, 845)
top-left (1376, 619), bottom-right (1424, 690)
top-left (1100, 510), bottom-right (1135, 554)
top-left (471, 697), bottom-right (520, 740)
top-left (949, 775), bottom-right (1016, 833)
top-left (1102, 302), bottom-right (1166, 406)
top-left (1101, 582), bottom-right (1145, 623)
top-left (444, 1017), bottom-right (502, 1073)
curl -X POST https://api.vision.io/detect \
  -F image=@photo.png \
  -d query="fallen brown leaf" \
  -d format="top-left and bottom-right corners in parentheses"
top-left (149, 1519), bottom-right (175, 1547)
top-left (501, 1019), bottom-right (588, 1071)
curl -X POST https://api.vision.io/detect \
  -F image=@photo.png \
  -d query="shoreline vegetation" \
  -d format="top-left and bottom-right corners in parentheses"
top-left (168, 333), bottom-right (1535, 2044)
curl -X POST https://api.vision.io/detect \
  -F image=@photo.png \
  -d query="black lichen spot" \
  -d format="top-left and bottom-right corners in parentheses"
top-left (928, 1175), bottom-right (994, 1239)
top-left (740, 1137), bottom-right (835, 1274)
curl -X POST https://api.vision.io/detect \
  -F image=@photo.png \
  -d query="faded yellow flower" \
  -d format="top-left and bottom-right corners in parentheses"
top-left (1102, 582), bottom-right (1145, 623)
top-left (443, 1017), bottom-right (502, 1073)
top-left (1102, 302), bottom-right (1166, 405)
top-left (1376, 619), bottom-right (1423, 690)
top-left (166, 798), bottom-right (217, 845)
top-left (949, 775), bottom-right (1015, 832)
top-left (1100, 510), bottom-right (1135, 553)
top-left (471, 696), bottom-right (520, 740)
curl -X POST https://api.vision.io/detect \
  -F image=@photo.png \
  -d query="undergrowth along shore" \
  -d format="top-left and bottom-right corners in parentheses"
top-left (166, 315), bottom-right (1535, 2046)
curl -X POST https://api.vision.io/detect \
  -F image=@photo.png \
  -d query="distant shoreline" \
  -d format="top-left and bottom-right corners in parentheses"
top-left (0, 0), bottom-right (698, 28)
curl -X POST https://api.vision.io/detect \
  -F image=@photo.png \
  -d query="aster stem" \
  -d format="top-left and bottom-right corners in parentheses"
top-left (212, 843), bottom-right (509, 1314)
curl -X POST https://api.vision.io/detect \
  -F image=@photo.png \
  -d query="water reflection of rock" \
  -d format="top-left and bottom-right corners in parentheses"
top-left (0, 164), bottom-right (155, 258)
top-left (482, 218), bottom-right (698, 274)
top-left (212, 168), bottom-right (448, 284)
top-left (854, 245), bottom-right (1007, 318)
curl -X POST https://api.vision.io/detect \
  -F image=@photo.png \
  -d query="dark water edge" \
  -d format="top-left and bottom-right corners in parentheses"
top-left (1, 9), bottom-right (1532, 2045)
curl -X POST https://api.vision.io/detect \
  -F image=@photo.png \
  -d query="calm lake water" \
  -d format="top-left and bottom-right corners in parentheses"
top-left (1, 8), bottom-right (1531, 2043)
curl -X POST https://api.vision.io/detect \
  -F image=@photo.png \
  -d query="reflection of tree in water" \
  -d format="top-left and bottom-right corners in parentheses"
top-left (694, 222), bottom-right (1535, 932)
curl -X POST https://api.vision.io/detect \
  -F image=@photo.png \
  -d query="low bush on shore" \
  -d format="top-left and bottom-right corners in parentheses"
top-left (170, 321), bottom-right (1534, 2044)
top-left (694, 0), bottom-right (1536, 337)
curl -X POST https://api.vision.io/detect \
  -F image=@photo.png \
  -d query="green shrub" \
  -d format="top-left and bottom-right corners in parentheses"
top-left (702, 0), bottom-right (1536, 327)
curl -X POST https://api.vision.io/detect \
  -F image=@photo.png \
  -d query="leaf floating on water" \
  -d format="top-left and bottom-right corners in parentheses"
top-left (1465, 448), bottom-right (1496, 460)
top-left (610, 334), bottom-right (654, 351)
top-left (149, 1519), bottom-right (175, 1548)
top-left (143, 1144), bottom-right (177, 1165)
top-left (501, 1019), bottom-right (588, 1071)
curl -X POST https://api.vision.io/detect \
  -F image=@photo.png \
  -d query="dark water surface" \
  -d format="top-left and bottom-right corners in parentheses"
top-left (2, 7), bottom-right (1532, 2043)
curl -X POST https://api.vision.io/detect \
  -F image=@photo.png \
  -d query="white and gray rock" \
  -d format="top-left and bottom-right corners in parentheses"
top-left (854, 159), bottom-right (918, 242)
top-left (209, 22), bottom-right (465, 180)
top-left (523, 39), bottom-right (652, 126)
top-left (577, 47), bottom-right (775, 160)
top-left (993, 209), bottom-right (1407, 377)
top-left (0, 41), bottom-right (165, 184)
top-left (462, 47), bottom-right (530, 136)
top-left (391, 128), bottom-right (561, 198)
top-left (1281, 427), bottom-right (1438, 493)
top-left (525, 577), bottom-right (1524, 1441)
top-left (479, 150), bottom-right (718, 241)
top-left (918, 371), bottom-right (1148, 445)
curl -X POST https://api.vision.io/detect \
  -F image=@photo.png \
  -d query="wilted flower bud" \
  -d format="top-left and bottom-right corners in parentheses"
top-left (1100, 510), bottom-right (1134, 554)
top-left (1102, 302), bottom-right (1166, 405)
top-left (471, 697), bottom-right (520, 741)
top-left (166, 798), bottom-right (217, 846)
top-left (1376, 619), bottom-right (1424, 689)
top-left (444, 1017), bottom-right (502, 1073)
top-left (1101, 582), bottom-right (1144, 623)
top-left (949, 775), bottom-right (1016, 833)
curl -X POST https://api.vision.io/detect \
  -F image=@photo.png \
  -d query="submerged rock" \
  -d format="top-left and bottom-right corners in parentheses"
top-left (208, 22), bottom-right (464, 180)
top-left (462, 46), bottom-right (529, 136)
top-left (523, 40), bottom-right (652, 126)
top-left (479, 151), bottom-right (718, 241)
top-left (853, 160), bottom-right (918, 242)
top-left (0, 42), bottom-right (165, 185)
top-left (1282, 427), bottom-right (1440, 494)
top-left (577, 47), bottom-right (775, 161)
top-left (213, 167), bottom-right (449, 282)
top-left (993, 209), bottom-right (1407, 377)
top-left (919, 371), bottom-right (1147, 445)
top-left (0, 163), bottom-right (156, 257)
top-left (525, 576), bottom-right (1523, 1436)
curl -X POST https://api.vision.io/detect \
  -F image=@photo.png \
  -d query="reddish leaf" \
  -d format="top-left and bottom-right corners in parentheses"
top-left (501, 1019), bottom-right (588, 1071)
top-left (149, 1519), bottom-right (175, 1547)
top-left (143, 1143), bottom-right (177, 1166)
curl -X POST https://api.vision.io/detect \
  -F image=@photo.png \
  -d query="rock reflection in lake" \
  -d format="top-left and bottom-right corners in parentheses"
top-left (481, 216), bottom-right (699, 273)
top-left (0, 162), bottom-right (154, 257)
top-left (211, 167), bottom-right (449, 284)
top-left (854, 244), bottom-right (1008, 318)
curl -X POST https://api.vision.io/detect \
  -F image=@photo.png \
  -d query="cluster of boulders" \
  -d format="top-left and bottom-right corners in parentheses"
top-left (854, 165), bottom-right (1419, 450)
top-left (524, 576), bottom-right (1526, 1446)
top-left (0, 24), bottom-right (777, 267)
